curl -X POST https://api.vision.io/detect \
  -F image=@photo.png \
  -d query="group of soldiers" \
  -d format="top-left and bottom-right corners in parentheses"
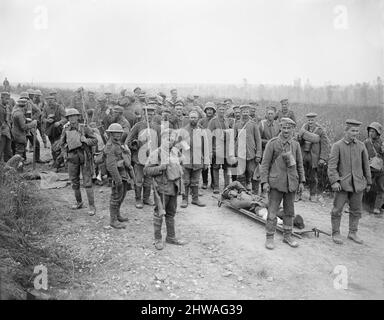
top-left (1, 81), bottom-right (383, 251)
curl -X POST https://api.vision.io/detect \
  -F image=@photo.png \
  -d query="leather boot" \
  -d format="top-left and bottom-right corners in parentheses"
top-left (143, 186), bottom-right (154, 206)
top-left (282, 226), bottom-right (299, 248)
top-left (212, 169), bottom-right (220, 194)
top-left (71, 189), bottom-right (84, 209)
top-left (347, 215), bottom-right (363, 244)
top-left (117, 209), bottom-right (129, 222)
top-left (252, 180), bottom-right (260, 195)
top-left (110, 206), bottom-right (126, 229)
top-left (135, 186), bottom-right (143, 209)
top-left (154, 216), bottom-right (163, 250)
top-left (331, 216), bottom-right (343, 244)
top-left (165, 216), bottom-right (186, 245)
top-left (180, 187), bottom-right (189, 208)
top-left (85, 188), bottom-right (96, 216)
top-left (191, 186), bottom-right (206, 207)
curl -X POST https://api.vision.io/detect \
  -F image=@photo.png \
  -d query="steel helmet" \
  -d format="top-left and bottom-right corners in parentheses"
top-left (19, 92), bottom-right (29, 99)
top-left (204, 102), bottom-right (216, 112)
top-left (65, 108), bottom-right (81, 117)
top-left (34, 89), bottom-right (42, 96)
top-left (26, 88), bottom-right (35, 95)
top-left (367, 122), bottom-right (382, 136)
top-left (106, 123), bottom-right (124, 133)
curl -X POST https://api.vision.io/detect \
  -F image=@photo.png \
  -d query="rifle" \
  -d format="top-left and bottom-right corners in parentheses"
top-left (144, 106), bottom-right (165, 217)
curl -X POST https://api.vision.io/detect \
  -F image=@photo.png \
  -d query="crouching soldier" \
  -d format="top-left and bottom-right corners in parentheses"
top-left (104, 123), bottom-right (133, 229)
top-left (144, 129), bottom-right (186, 250)
top-left (61, 108), bottom-right (97, 216)
top-left (328, 119), bottom-right (372, 244)
top-left (260, 118), bottom-right (305, 250)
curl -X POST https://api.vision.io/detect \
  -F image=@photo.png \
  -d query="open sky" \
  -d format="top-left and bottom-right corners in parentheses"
top-left (0, 0), bottom-right (383, 85)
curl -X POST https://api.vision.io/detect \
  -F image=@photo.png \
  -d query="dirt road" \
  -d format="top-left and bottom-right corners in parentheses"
top-left (34, 159), bottom-right (384, 300)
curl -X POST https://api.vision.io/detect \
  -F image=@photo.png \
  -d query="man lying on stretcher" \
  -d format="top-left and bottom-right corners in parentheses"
top-left (220, 181), bottom-right (305, 229)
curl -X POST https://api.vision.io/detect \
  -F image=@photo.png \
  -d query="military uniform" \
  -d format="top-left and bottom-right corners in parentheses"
top-left (42, 98), bottom-right (66, 165)
top-left (0, 92), bottom-right (12, 162)
top-left (144, 142), bottom-right (185, 250)
top-left (198, 111), bottom-right (215, 189)
top-left (104, 127), bottom-right (133, 228)
top-left (297, 114), bottom-right (330, 198)
top-left (178, 121), bottom-right (208, 207)
top-left (11, 100), bottom-right (37, 160)
top-left (363, 122), bottom-right (384, 214)
top-left (25, 97), bottom-right (42, 162)
top-left (127, 113), bottom-right (161, 208)
top-left (260, 125), bottom-right (305, 248)
top-left (328, 119), bottom-right (372, 244)
top-left (259, 119), bottom-right (280, 149)
top-left (60, 110), bottom-right (98, 215)
top-left (207, 116), bottom-right (232, 193)
top-left (234, 112), bottom-right (263, 194)
top-left (34, 90), bottom-right (48, 147)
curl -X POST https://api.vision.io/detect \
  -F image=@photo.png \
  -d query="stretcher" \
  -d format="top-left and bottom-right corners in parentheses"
top-left (215, 196), bottom-right (331, 239)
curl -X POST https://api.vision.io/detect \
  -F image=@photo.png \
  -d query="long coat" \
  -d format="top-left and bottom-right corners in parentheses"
top-left (11, 106), bottom-right (35, 144)
top-left (260, 134), bottom-right (306, 193)
top-left (328, 138), bottom-right (372, 193)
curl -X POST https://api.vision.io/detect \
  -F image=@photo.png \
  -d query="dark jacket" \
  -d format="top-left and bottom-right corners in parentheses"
top-left (0, 102), bottom-right (11, 139)
top-left (11, 106), bottom-right (35, 144)
top-left (104, 139), bottom-right (132, 184)
top-left (234, 118), bottom-right (262, 160)
top-left (259, 119), bottom-right (280, 149)
top-left (260, 134), bottom-right (306, 193)
top-left (328, 137), bottom-right (372, 193)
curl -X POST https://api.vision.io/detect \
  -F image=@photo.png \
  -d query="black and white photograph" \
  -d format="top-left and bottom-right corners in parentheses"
top-left (0, 0), bottom-right (383, 303)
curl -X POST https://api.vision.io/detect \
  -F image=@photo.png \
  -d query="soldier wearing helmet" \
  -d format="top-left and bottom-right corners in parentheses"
top-left (364, 122), bottom-right (384, 215)
top-left (104, 123), bottom-right (133, 229)
top-left (60, 108), bottom-right (98, 216)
